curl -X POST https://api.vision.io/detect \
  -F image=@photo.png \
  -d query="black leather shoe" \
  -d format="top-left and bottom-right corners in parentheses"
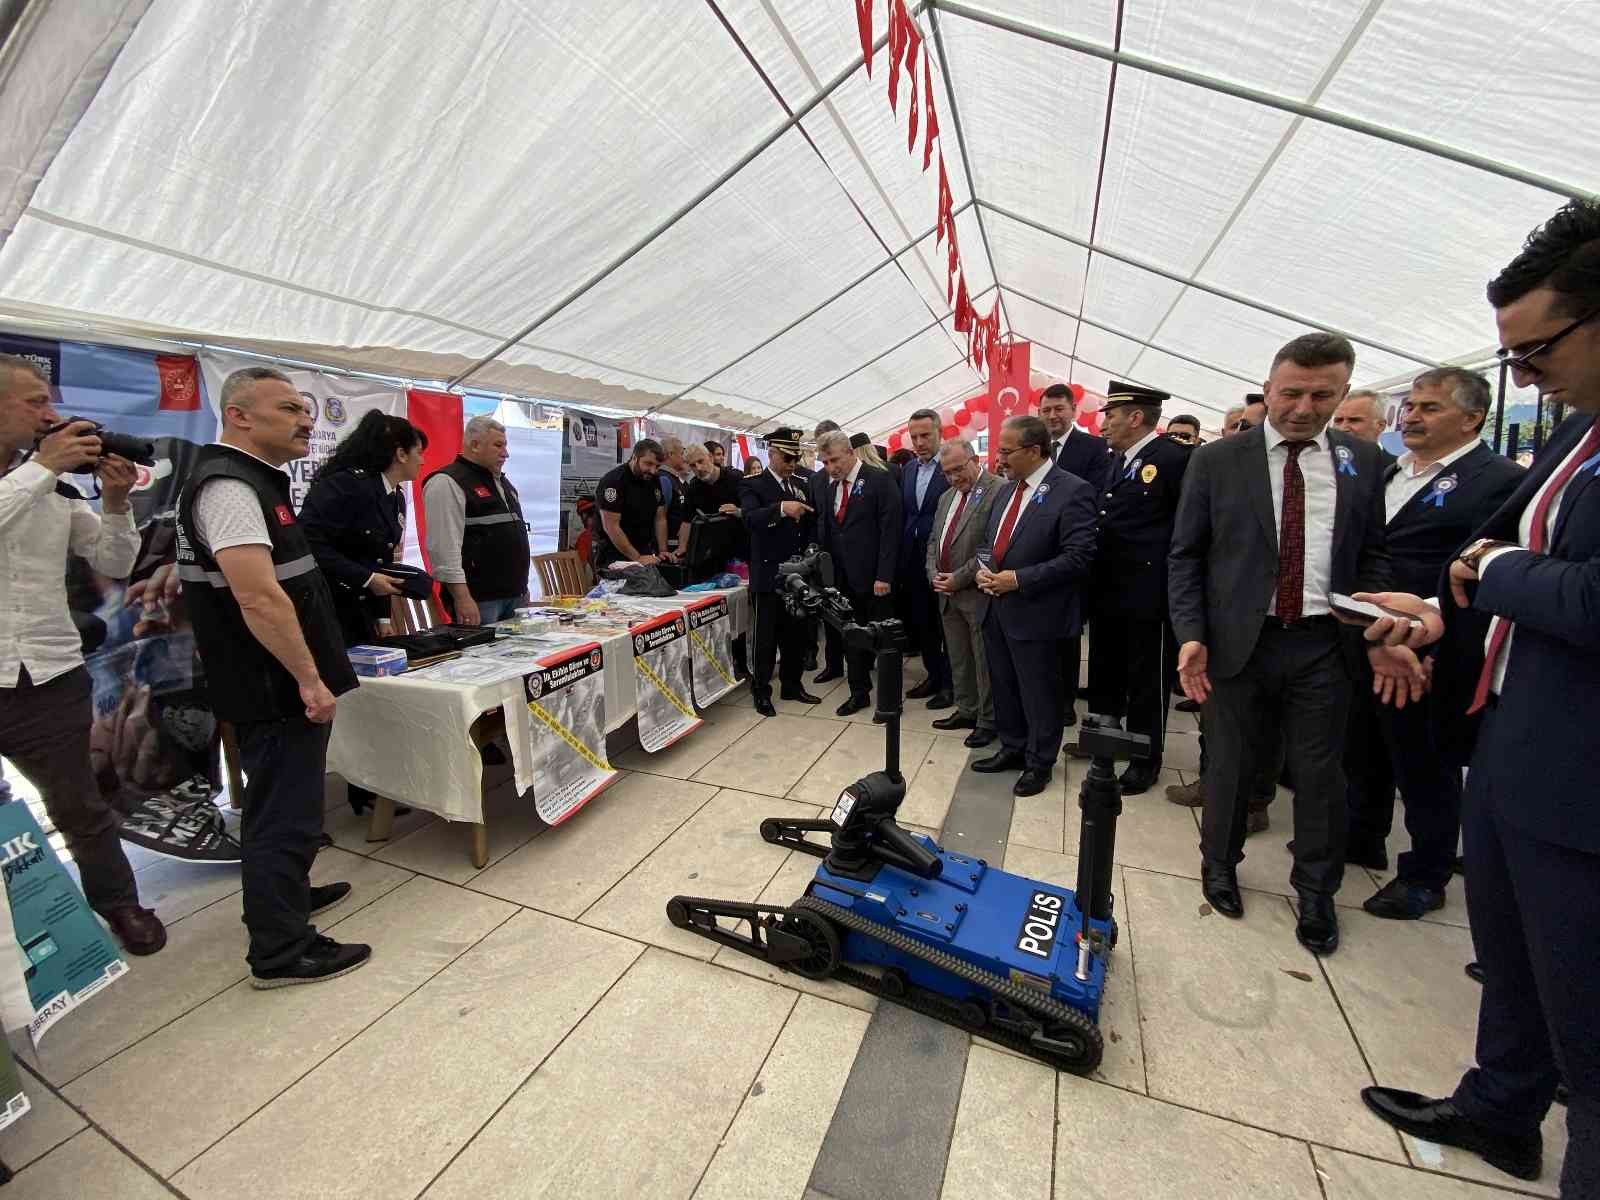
top-left (780, 687), bottom-right (822, 704)
top-left (931, 713), bottom-right (976, 730)
top-left (1363, 877), bottom-right (1445, 920)
top-left (1360, 1088), bottom-right (1541, 1182)
top-left (103, 906), bottom-right (167, 956)
top-left (1118, 760), bottom-right (1161, 795)
top-left (1201, 863), bottom-right (1243, 918)
top-left (836, 693), bottom-right (871, 717)
top-left (905, 679), bottom-right (938, 699)
top-left (804, 654), bottom-right (818, 671)
top-left (813, 667), bottom-right (843, 684)
top-left (963, 729), bottom-right (997, 748)
top-left (1295, 890), bottom-right (1340, 955)
top-left (753, 695), bottom-right (777, 717)
top-left (1465, 961), bottom-right (1486, 985)
top-left (925, 691), bottom-right (954, 710)
top-left (1174, 697), bottom-right (1201, 713)
top-left (251, 935), bottom-right (372, 990)
top-left (972, 749), bottom-right (1026, 773)
top-left (309, 882), bottom-right (352, 919)
top-left (1013, 767), bottom-right (1052, 796)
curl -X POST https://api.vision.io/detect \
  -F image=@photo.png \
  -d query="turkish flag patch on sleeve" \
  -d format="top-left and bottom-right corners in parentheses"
top-left (473, 485), bottom-right (492, 498)
top-left (274, 504), bottom-right (295, 526)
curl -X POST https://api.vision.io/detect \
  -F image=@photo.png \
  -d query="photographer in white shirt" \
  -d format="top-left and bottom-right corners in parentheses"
top-left (0, 354), bottom-right (166, 955)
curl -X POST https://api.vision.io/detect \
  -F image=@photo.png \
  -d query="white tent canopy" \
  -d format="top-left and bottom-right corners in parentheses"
top-left (1, 0), bottom-right (1593, 434)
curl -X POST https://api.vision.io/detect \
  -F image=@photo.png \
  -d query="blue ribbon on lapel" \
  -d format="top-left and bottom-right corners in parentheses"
top-left (1334, 445), bottom-right (1358, 477)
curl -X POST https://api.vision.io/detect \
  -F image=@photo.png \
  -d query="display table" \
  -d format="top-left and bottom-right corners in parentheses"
top-left (325, 586), bottom-right (747, 865)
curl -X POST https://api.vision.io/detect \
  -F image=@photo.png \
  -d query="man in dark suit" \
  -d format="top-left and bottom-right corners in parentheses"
top-left (1074, 383), bottom-right (1191, 794)
top-left (898, 409), bottom-right (952, 707)
top-left (972, 415), bottom-right (1098, 797)
top-left (1350, 369), bottom-right (1523, 920)
top-left (1358, 200), bottom-right (1600, 1194)
top-left (1170, 332), bottom-right (1400, 956)
top-left (739, 428), bottom-right (820, 718)
top-left (1039, 383), bottom-right (1110, 727)
top-left (1330, 390), bottom-right (1391, 444)
top-left (810, 420), bottom-right (844, 681)
top-left (814, 429), bottom-right (902, 716)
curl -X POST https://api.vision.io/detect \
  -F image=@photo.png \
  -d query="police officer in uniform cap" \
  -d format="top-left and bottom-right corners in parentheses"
top-left (740, 428), bottom-right (820, 717)
top-left (1074, 382), bottom-right (1191, 794)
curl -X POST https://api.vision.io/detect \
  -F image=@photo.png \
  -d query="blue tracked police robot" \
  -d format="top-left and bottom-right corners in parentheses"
top-left (667, 550), bottom-right (1145, 1073)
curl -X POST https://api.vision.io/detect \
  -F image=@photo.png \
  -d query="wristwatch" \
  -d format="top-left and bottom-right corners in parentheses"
top-left (1456, 536), bottom-right (1516, 572)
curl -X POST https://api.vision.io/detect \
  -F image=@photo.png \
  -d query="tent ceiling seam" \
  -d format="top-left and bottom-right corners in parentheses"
top-left (1020, 332), bottom-right (1232, 419)
top-left (865, 374), bottom-right (999, 438)
top-left (926, 4), bottom-right (1010, 335)
top-left (1123, 0), bottom-right (1386, 382)
top-left (1002, 285), bottom-right (1260, 386)
top-left (931, 0), bottom-right (1594, 201)
top-left (837, 357), bottom-right (982, 435)
top-left (1066, 0), bottom-right (1126, 380)
top-left (443, 5), bottom-right (928, 390)
top-left (981, 200), bottom-right (1443, 368)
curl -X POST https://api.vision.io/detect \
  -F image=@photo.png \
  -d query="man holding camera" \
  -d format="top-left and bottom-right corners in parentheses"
top-left (0, 354), bottom-right (166, 955)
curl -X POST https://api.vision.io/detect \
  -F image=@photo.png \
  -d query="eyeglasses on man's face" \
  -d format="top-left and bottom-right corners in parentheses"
top-left (1497, 306), bottom-right (1600, 375)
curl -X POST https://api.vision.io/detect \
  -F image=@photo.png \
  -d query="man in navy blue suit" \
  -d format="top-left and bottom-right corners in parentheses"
top-left (1358, 199), bottom-right (1600, 1195)
top-left (1039, 383), bottom-right (1110, 726)
top-left (972, 415), bottom-right (1098, 797)
top-left (897, 409), bottom-right (952, 708)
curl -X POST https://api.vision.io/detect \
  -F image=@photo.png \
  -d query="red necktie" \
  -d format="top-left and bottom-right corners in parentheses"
top-left (937, 489), bottom-right (969, 571)
top-left (835, 478), bottom-right (850, 521)
top-left (1469, 421), bottom-right (1600, 713)
top-left (990, 481), bottom-right (1028, 565)
top-left (1274, 441), bottom-right (1309, 621)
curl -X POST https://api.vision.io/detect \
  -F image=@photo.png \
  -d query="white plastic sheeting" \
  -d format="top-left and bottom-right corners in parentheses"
top-left (0, 0), bottom-right (1592, 434)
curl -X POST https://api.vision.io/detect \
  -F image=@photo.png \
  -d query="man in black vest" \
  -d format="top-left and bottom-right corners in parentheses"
top-left (422, 415), bottom-right (530, 625)
top-left (592, 439), bottom-right (673, 571)
top-left (740, 428), bottom-right (819, 717)
top-left (176, 367), bottom-right (367, 988)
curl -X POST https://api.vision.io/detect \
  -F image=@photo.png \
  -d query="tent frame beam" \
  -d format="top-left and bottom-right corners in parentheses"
top-left (932, 0), bottom-right (1593, 201)
top-left (980, 199), bottom-right (1443, 368)
top-left (1021, 333), bottom-right (1232, 420)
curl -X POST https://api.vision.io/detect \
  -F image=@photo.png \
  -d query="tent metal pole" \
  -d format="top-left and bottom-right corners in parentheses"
top-left (1493, 359), bottom-right (1507, 453)
top-left (926, 5), bottom-right (1011, 334)
top-left (445, 5), bottom-right (928, 390)
top-left (746, 282), bottom-right (998, 432)
top-left (1020, 333), bottom-right (1232, 419)
top-left (648, 201), bottom-right (973, 420)
top-left (980, 200), bottom-right (1443, 368)
top-left (1003, 285), bottom-right (1261, 386)
top-left (932, 0), bottom-right (1593, 202)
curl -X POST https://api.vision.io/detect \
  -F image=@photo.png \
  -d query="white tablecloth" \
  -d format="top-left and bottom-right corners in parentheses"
top-left (326, 587), bottom-right (748, 822)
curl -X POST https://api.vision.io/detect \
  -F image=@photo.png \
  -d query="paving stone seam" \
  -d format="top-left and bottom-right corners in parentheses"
top-left (1307, 1141), bottom-right (1552, 1200)
top-left (163, 903), bottom-right (526, 1181)
top-left (685, 990), bottom-right (803, 1200)
top-left (1115, 864), bottom-right (1153, 1097)
top-left (410, 937), bottom-right (651, 1200)
top-left (10, 1093), bottom-right (191, 1199)
top-left (568, 787), bottom-right (728, 924)
top-left (7, 1060), bottom-right (88, 1170)
top-left (1305, 1139), bottom-right (1333, 1200)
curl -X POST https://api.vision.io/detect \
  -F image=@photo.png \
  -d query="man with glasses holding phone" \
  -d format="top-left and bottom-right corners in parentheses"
top-left (1356, 199), bottom-right (1600, 1194)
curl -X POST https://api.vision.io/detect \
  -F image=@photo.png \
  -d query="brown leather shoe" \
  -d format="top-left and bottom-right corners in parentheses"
top-left (104, 906), bottom-right (167, 956)
top-left (1165, 779), bottom-right (1204, 807)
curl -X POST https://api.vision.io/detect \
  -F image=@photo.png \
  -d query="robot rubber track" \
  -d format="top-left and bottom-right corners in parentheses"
top-left (666, 893), bottom-right (1105, 1074)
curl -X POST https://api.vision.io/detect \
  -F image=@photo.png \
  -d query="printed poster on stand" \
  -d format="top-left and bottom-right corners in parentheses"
top-left (522, 642), bottom-right (618, 825)
top-left (630, 611), bottom-right (703, 752)
top-left (685, 594), bottom-right (739, 706)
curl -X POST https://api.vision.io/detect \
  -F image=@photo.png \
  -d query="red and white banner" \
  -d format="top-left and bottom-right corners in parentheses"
top-left (985, 338), bottom-right (1031, 469)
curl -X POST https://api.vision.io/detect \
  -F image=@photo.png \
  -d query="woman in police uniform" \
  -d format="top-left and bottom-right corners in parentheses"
top-left (299, 409), bottom-right (427, 815)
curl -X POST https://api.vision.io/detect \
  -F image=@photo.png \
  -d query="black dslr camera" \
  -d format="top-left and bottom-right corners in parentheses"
top-left (38, 419), bottom-right (156, 466)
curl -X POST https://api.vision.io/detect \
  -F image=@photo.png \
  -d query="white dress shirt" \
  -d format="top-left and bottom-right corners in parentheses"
top-left (995, 457), bottom-right (1055, 547)
top-left (0, 454), bottom-right (140, 687)
top-left (935, 475), bottom-right (984, 554)
top-left (1384, 439), bottom-right (1481, 523)
top-left (1264, 422), bottom-right (1337, 618)
top-left (832, 461), bottom-right (862, 517)
top-left (1478, 427), bottom-right (1594, 693)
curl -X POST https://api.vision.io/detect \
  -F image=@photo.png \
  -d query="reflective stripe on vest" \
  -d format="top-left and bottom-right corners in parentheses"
top-left (463, 512), bottom-right (520, 526)
top-left (177, 554), bottom-right (318, 588)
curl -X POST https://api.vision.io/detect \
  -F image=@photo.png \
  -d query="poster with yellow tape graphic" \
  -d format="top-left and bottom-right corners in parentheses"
top-left (522, 642), bottom-right (618, 825)
top-left (685, 594), bottom-right (739, 706)
top-left (631, 610), bottom-right (704, 752)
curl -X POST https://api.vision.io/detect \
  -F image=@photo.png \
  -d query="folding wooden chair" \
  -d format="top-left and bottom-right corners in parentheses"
top-left (531, 550), bottom-right (592, 599)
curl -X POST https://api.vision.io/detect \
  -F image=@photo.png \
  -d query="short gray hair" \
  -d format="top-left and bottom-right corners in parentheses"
top-left (220, 366), bottom-right (292, 411)
top-left (1411, 368), bottom-right (1492, 430)
top-left (659, 435), bottom-right (683, 455)
top-left (939, 438), bottom-right (976, 464)
top-left (464, 415), bottom-right (505, 442)
top-left (0, 353), bottom-right (47, 391)
top-left (816, 430), bottom-right (852, 457)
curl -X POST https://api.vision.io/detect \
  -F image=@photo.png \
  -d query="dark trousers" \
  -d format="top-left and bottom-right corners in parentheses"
top-left (1059, 633), bottom-right (1082, 713)
top-left (822, 620), bottom-right (844, 675)
top-left (1348, 687), bottom-right (1462, 892)
top-left (844, 589), bottom-right (889, 698)
top-left (1453, 707), bottom-right (1598, 1197)
top-left (750, 587), bottom-right (805, 700)
top-left (0, 667), bottom-right (139, 915)
top-left (1201, 623), bottom-right (1350, 894)
top-left (1198, 716), bottom-right (1281, 811)
top-left (982, 615), bottom-right (1064, 770)
top-left (1342, 675), bottom-right (1394, 853)
top-left (236, 713), bottom-right (332, 971)
top-left (1087, 608), bottom-right (1168, 763)
top-left (903, 568), bottom-right (950, 691)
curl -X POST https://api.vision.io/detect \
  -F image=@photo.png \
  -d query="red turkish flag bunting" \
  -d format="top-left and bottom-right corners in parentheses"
top-left (856, 0), bottom-right (873, 76)
top-left (922, 49), bottom-right (940, 170)
top-left (953, 275), bottom-right (972, 333)
top-left (887, 0), bottom-right (907, 110)
top-left (936, 157), bottom-right (953, 247)
top-left (947, 225), bottom-right (960, 303)
top-left (904, 20), bottom-right (922, 154)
